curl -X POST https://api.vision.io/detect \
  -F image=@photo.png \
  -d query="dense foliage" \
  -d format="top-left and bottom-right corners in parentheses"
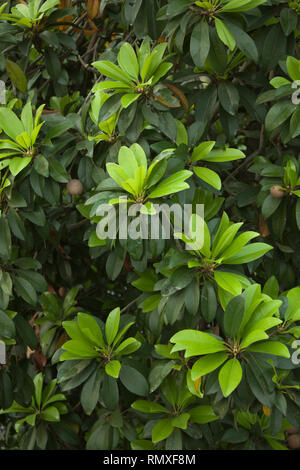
top-left (0, 0), bottom-right (300, 451)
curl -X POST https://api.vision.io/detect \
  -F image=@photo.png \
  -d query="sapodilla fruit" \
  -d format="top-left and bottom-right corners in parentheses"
top-left (66, 179), bottom-right (83, 196)
top-left (270, 185), bottom-right (285, 198)
top-left (287, 434), bottom-right (300, 449)
top-left (287, 427), bottom-right (299, 435)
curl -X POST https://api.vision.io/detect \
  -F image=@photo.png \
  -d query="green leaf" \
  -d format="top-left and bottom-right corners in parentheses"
top-left (189, 405), bottom-right (218, 424)
top-left (14, 276), bottom-right (37, 305)
top-left (185, 278), bottom-right (200, 316)
top-left (190, 21), bottom-right (210, 69)
top-left (191, 352), bottom-right (228, 380)
top-left (170, 330), bottom-right (227, 357)
top-left (118, 43), bottom-right (139, 81)
top-left (142, 294), bottom-right (161, 313)
top-left (60, 339), bottom-right (98, 359)
top-left (215, 18), bottom-right (236, 51)
top-left (105, 307), bottom-right (120, 345)
top-left (92, 61), bottom-right (133, 85)
top-left (203, 148), bottom-right (245, 162)
top-left (221, 0), bottom-right (267, 13)
top-left (280, 8), bottom-right (298, 36)
top-left (48, 158), bottom-right (69, 183)
top-left (152, 418), bottom-right (174, 443)
top-left (290, 108), bottom-right (300, 139)
top-left (101, 374), bottom-right (119, 411)
top-left (0, 310), bottom-right (15, 339)
top-left (191, 141), bottom-right (215, 162)
top-left (9, 156), bottom-right (32, 176)
top-left (131, 400), bottom-right (169, 414)
top-left (265, 101), bottom-right (296, 133)
top-left (226, 21), bottom-right (258, 61)
top-left (175, 120), bottom-right (188, 146)
top-left (44, 48), bottom-right (61, 81)
top-left (218, 358), bottom-right (243, 397)
top-left (105, 360), bottom-right (121, 378)
top-left (34, 155), bottom-right (49, 177)
top-left (240, 330), bottom-right (268, 349)
top-left (6, 60), bottom-right (27, 93)
top-left (172, 413), bottom-right (190, 429)
top-left (77, 313), bottom-right (104, 347)
top-left (223, 243), bottom-right (272, 264)
top-left (248, 341), bottom-right (290, 358)
top-left (218, 81), bottom-right (239, 115)
top-left (40, 406), bottom-right (60, 422)
top-left (223, 294), bottom-right (245, 339)
top-left (0, 108), bottom-right (24, 140)
top-left (214, 271), bottom-right (242, 296)
top-left (0, 215), bottom-right (12, 260)
top-left (34, 373), bottom-right (43, 408)
top-left (193, 167), bottom-right (221, 190)
top-left (121, 93), bottom-right (141, 109)
top-left (14, 314), bottom-right (38, 350)
top-left (286, 56), bottom-right (300, 81)
top-left (201, 282), bottom-right (217, 322)
top-left (222, 427), bottom-right (249, 443)
top-left (220, 231), bottom-right (259, 260)
top-left (119, 365), bottom-right (149, 396)
top-left (148, 170), bottom-right (192, 198)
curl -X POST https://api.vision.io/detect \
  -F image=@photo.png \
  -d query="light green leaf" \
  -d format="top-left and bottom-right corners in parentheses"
top-left (170, 329), bottom-right (227, 357)
top-left (218, 358), bottom-right (242, 397)
top-left (40, 406), bottom-right (60, 422)
top-left (121, 93), bottom-right (141, 109)
top-left (214, 271), bottom-right (242, 296)
top-left (223, 243), bottom-right (272, 264)
top-left (286, 56), bottom-right (300, 81)
top-left (0, 108), bottom-right (24, 140)
top-left (201, 148), bottom-right (245, 162)
top-left (191, 141), bottom-right (215, 161)
top-left (9, 156), bottom-right (32, 176)
top-left (240, 329), bottom-right (269, 349)
top-left (132, 400), bottom-right (169, 414)
top-left (193, 166), bottom-right (221, 190)
top-left (105, 360), bottom-right (121, 378)
top-left (191, 352), bottom-right (228, 380)
top-left (118, 43), bottom-right (139, 81)
top-left (247, 341), bottom-right (290, 358)
top-left (215, 18), bottom-right (236, 51)
top-left (152, 418), bottom-right (174, 443)
top-left (148, 170), bottom-right (192, 198)
top-left (6, 60), bottom-right (27, 93)
top-left (92, 61), bottom-right (133, 85)
top-left (105, 307), bottom-right (120, 345)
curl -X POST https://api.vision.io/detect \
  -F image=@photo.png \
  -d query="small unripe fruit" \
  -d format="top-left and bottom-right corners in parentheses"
top-left (58, 287), bottom-right (66, 297)
top-left (66, 179), bottom-right (83, 196)
top-left (270, 185), bottom-right (285, 198)
top-left (287, 434), bottom-right (300, 449)
top-left (287, 427), bottom-right (299, 435)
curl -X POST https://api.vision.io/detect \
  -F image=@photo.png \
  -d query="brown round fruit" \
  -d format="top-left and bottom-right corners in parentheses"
top-left (287, 434), bottom-right (300, 449)
top-left (270, 185), bottom-right (285, 198)
top-left (287, 427), bottom-right (299, 435)
top-left (66, 179), bottom-right (83, 196)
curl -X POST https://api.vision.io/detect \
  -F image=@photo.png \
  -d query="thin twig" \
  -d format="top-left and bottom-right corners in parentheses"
top-left (120, 296), bottom-right (142, 314)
